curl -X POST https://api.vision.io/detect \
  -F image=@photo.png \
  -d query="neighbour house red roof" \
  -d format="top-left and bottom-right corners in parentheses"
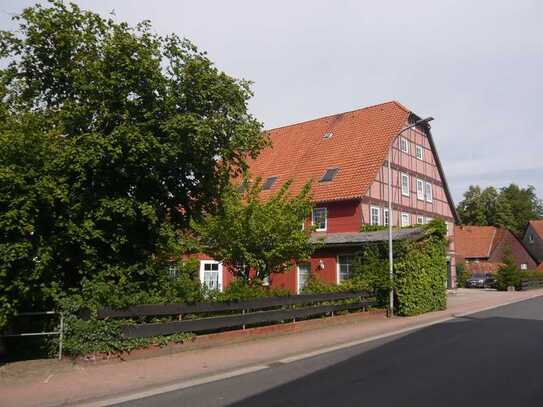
top-left (455, 225), bottom-right (539, 272)
top-left (455, 226), bottom-right (497, 259)
top-left (529, 220), bottom-right (543, 238)
top-left (245, 101), bottom-right (411, 202)
top-left (538, 263), bottom-right (543, 272)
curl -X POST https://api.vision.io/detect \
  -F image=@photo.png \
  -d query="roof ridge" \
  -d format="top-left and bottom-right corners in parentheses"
top-left (264, 100), bottom-right (410, 133)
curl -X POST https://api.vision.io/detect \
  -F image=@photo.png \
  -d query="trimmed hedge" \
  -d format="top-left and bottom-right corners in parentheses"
top-left (351, 220), bottom-right (448, 316)
top-left (394, 232), bottom-right (447, 316)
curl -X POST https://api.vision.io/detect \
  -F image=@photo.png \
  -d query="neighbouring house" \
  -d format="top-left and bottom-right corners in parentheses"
top-left (522, 220), bottom-right (543, 265)
top-left (455, 225), bottom-right (538, 274)
top-left (195, 101), bottom-right (459, 293)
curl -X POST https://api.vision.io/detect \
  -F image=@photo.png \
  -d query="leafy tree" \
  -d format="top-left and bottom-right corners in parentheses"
top-left (457, 186), bottom-right (488, 225)
top-left (494, 248), bottom-right (520, 291)
top-left (494, 192), bottom-right (515, 229)
top-left (192, 180), bottom-right (316, 283)
top-left (0, 1), bottom-right (266, 328)
top-left (457, 184), bottom-right (543, 235)
top-left (499, 184), bottom-right (543, 234)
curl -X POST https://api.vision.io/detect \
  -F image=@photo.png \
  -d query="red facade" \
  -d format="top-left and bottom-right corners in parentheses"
top-left (190, 102), bottom-right (459, 293)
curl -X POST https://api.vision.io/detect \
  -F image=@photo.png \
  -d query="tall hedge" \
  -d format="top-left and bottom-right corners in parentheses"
top-left (351, 220), bottom-right (448, 316)
top-left (394, 221), bottom-right (448, 316)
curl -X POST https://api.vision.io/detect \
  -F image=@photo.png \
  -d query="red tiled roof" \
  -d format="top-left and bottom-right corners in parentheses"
top-left (529, 220), bottom-right (543, 238)
top-left (454, 225), bottom-right (497, 259)
top-left (245, 101), bottom-right (411, 202)
top-left (538, 263), bottom-right (543, 272)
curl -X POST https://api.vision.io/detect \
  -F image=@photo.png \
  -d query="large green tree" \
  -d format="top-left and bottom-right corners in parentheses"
top-left (457, 184), bottom-right (543, 235)
top-left (0, 1), bottom-right (266, 327)
top-left (192, 180), bottom-right (316, 283)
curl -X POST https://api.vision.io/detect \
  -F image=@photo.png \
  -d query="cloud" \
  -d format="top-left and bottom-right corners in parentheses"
top-left (2, 0), bottom-right (542, 204)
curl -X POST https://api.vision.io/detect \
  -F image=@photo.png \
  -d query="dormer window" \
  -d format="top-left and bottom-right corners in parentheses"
top-left (262, 176), bottom-right (277, 190)
top-left (320, 168), bottom-right (339, 182)
top-left (323, 131), bottom-right (333, 140)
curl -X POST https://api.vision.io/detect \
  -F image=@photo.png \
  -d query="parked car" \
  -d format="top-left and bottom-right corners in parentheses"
top-left (467, 273), bottom-right (495, 288)
top-left (467, 274), bottom-right (485, 288)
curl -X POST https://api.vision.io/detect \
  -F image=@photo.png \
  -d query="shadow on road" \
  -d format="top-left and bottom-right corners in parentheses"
top-left (229, 312), bottom-right (543, 407)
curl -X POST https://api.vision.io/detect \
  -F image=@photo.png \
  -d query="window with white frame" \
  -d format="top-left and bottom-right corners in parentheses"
top-left (168, 263), bottom-right (179, 280)
top-left (370, 206), bottom-right (381, 225)
top-left (425, 182), bottom-right (433, 202)
top-left (312, 207), bottom-right (327, 231)
top-left (337, 255), bottom-right (354, 283)
top-left (529, 234), bottom-right (534, 243)
top-left (521, 263), bottom-right (528, 270)
top-left (416, 215), bottom-right (424, 225)
top-left (401, 173), bottom-right (410, 196)
top-left (384, 208), bottom-right (389, 226)
top-left (400, 137), bottom-right (409, 153)
top-left (426, 217), bottom-right (433, 224)
top-left (297, 263), bottom-right (310, 293)
top-left (401, 213), bottom-right (410, 227)
top-left (200, 260), bottom-right (223, 291)
top-left (416, 145), bottom-right (424, 160)
top-left (416, 179), bottom-right (424, 200)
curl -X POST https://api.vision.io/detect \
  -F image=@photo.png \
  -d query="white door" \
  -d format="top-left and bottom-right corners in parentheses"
top-left (297, 264), bottom-right (310, 294)
top-left (200, 261), bottom-right (223, 291)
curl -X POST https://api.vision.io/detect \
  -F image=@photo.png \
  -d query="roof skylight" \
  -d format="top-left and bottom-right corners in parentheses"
top-left (262, 176), bottom-right (278, 190)
top-left (320, 168), bottom-right (339, 182)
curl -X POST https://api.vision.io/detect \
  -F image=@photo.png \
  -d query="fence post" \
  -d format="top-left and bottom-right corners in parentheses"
top-left (58, 312), bottom-right (64, 360)
top-left (242, 309), bottom-right (246, 330)
top-left (0, 337), bottom-right (6, 359)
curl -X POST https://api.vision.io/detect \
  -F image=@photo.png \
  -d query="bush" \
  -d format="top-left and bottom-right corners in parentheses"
top-left (456, 263), bottom-right (471, 288)
top-left (214, 279), bottom-right (290, 302)
top-left (55, 271), bottom-right (292, 357)
top-left (302, 273), bottom-right (343, 294)
top-left (394, 233), bottom-right (447, 315)
top-left (494, 254), bottom-right (520, 291)
top-left (349, 219), bottom-right (448, 315)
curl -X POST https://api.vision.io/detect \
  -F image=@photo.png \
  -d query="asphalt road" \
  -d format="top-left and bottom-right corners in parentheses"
top-left (119, 296), bottom-right (543, 407)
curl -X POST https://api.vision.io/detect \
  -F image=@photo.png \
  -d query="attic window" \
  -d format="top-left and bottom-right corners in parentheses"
top-left (320, 168), bottom-right (339, 182)
top-left (262, 176), bottom-right (278, 190)
top-left (323, 132), bottom-right (333, 140)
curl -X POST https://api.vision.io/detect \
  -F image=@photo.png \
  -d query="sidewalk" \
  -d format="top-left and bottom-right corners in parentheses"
top-left (2, 288), bottom-right (542, 407)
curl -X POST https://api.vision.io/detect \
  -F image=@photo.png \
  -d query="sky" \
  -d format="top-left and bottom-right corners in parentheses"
top-left (1, 0), bottom-right (542, 204)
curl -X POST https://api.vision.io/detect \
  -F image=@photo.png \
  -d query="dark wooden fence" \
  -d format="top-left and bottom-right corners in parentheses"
top-left (97, 291), bottom-right (374, 339)
top-left (519, 279), bottom-right (543, 291)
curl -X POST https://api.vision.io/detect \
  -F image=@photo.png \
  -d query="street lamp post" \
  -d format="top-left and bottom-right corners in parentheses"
top-left (387, 116), bottom-right (434, 317)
